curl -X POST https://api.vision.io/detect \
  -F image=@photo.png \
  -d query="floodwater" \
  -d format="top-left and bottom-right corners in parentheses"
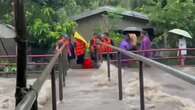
top-left (1, 62), bottom-right (195, 110)
top-left (123, 67), bottom-right (195, 110)
top-left (48, 62), bottom-right (195, 110)
top-left (0, 79), bottom-right (51, 110)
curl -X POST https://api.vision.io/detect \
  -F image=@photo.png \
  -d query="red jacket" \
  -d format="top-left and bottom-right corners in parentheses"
top-left (101, 37), bottom-right (113, 53)
top-left (75, 39), bottom-right (86, 56)
top-left (90, 37), bottom-right (100, 53)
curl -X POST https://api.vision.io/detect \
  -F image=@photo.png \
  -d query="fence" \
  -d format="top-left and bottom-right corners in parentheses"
top-left (1, 46), bottom-right (195, 109)
top-left (98, 41), bottom-right (195, 110)
top-left (100, 48), bottom-right (195, 66)
top-left (0, 54), bottom-right (54, 73)
top-left (1, 48), bottom-right (195, 70)
top-left (15, 44), bottom-right (68, 110)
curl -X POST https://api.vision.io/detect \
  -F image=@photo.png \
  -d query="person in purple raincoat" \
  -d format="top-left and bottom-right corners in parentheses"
top-left (140, 31), bottom-right (152, 58)
top-left (119, 35), bottom-right (132, 66)
top-left (120, 35), bottom-right (132, 51)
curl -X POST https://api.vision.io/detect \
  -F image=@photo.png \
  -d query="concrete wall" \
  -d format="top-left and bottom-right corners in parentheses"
top-left (75, 13), bottom-right (149, 41)
top-left (115, 17), bottom-right (148, 30)
top-left (75, 14), bottom-right (105, 41)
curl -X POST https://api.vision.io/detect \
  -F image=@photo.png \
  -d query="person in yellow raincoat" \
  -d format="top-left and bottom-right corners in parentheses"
top-left (74, 32), bottom-right (88, 64)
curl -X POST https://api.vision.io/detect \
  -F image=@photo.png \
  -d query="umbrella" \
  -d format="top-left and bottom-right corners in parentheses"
top-left (0, 24), bottom-right (16, 39)
top-left (123, 27), bottom-right (143, 32)
top-left (123, 27), bottom-right (143, 36)
top-left (168, 29), bottom-right (192, 39)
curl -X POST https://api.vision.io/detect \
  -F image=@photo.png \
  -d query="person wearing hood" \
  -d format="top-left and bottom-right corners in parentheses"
top-left (120, 34), bottom-right (132, 51)
top-left (90, 33), bottom-right (101, 62)
top-left (129, 33), bottom-right (137, 50)
top-left (100, 32), bottom-right (114, 59)
top-left (56, 34), bottom-right (75, 62)
top-left (140, 31), bottom-right (152, 58)
top-left (119, 34), bottom-right (133, 66)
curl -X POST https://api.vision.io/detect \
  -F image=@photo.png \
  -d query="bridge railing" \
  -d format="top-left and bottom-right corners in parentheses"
top-left (99, 48), bottom-right (195, 66)
top-left (15, 44), bottom-right (68, 110)
top-left (0, 48), bottom-right (195, 73)
top-left (98, 41), bottom-right (195, 110)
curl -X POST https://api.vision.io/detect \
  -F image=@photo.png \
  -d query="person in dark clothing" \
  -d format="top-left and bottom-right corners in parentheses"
top-left (67, 41), bottom-right (75, 62)
top-left (90, 33), bottom-right (101, 62)
top-left (56, 34), bottom-right (75, 63)
top-left (74, 39), bottom-right (86, 64)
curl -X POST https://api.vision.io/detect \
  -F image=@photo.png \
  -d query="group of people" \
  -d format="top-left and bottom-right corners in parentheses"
top-left (120, 31), bottom-right (152, 58)
top-left (90, 32), bottom-right (114, 62)
top-left (55, 33), bottom-right (87, 65)
top-left (55, 30), bottom-right (152, 67)
top-left (89, 31), bottom-right (152, 62)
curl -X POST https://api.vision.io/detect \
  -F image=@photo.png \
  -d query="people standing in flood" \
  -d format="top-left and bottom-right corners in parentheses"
top-left (140, 31), bottom-right (152, 58)
top-left (74, 32), bottom-right (88, 64)
top-left (129, 33), bottom-right (137, 50)
top-left (120, 34), bottom-right (132, 51)
top-left (100, 32), bottom-right (114, 59)
top-left (55, 34), bottom-right (75, 62)
top-left (90, 33), bottom-right (101, 62)
top-left (177, 37), bottom-right (187, 66)
top-left (119, 34), bottom-right (132, 66)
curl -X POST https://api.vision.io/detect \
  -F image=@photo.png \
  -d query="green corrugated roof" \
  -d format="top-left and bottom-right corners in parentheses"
top-left (72, 6), bottom-right (149, 21)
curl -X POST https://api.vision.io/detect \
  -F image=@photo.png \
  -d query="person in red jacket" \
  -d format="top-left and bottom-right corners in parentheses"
top-left (56, 34), bottom-right (69, 51)
top-left (101, 32), bottom-right (114, 59)
top-left (56, 34), bottom-right (75, 62)
top-left (74, 39), bottom-right (86, 64)
top-left (90, 33), bottom-right (101, 62)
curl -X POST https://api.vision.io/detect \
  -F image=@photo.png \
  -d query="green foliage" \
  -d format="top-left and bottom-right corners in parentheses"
top-left (0, 0), bottom-right (13, 24)
top-left (24, 3), bottom-right (77, 48)
top-left (4, 65), bottom-right (16, 73)
top-left (106, 12), bottom-right (123, 31)
top-left (28, 17), bottom-right (76, 48)
top-left (1, 0), bottom-right (195, 50)
top-left (110, 32), bottom-right (123, 47)
top-left (0, 1), bottom-right (77, 49)
top-left (0, 60), bottom-right (16, 73)
top-left (136, 0), bottom-right (195, 48)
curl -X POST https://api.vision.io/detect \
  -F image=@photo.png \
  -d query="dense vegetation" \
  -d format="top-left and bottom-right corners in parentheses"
top-left (1, 0), bottom-right (195, 48)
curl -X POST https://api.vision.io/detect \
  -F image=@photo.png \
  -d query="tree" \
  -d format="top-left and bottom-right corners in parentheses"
top-left (26, 5), bottom-right (77, 48)
top-left (137, 0), bottom-right (195, 48)
top-left (1, 0), bottom-right (194, 49)
top-left (0, 0), bottom-right (77, 49)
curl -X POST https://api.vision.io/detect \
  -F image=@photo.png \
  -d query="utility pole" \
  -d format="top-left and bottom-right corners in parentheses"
top-left (13, 0), bottom-right (27, 105)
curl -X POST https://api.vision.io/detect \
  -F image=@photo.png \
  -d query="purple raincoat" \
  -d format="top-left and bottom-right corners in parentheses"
top-left (120, 40), bottom-right (132, 51)
top-left (119, 39), bottom-right (132, 65)
top-left (140, 36), bottom-right (152, 58)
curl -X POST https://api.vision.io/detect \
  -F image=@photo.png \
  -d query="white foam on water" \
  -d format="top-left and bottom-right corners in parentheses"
top-left (91, 61), bottom-right (124, 87)
top-left (37, 80), bottom-right (51, 109)
top-left (124, 74), bottom-right (195, 110)
top-left (0, 95), bottom-right (15, 110)
top-left (0, 78), bottom-right (15, 110)
top-left (0, 78), bottom-right (51, 110)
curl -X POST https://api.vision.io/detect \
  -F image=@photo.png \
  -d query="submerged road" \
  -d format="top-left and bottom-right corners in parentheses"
top-left (57, 69), bottom-right (129, 110)
top-left (42, 64), bottom-right (195, 110)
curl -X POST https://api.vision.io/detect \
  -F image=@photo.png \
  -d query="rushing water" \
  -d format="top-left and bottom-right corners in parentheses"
top-left (0, 79), bottom-right (51, 110)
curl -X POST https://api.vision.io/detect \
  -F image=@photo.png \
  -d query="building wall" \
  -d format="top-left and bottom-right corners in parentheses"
top-left (115, 17), bottom-right (148, 30)
top-left (0, 39), bottom-right (16, 55)
top-left (75, 13), bottom-right (149, 41)
top-left (75, 14), bottom-right (105, 41)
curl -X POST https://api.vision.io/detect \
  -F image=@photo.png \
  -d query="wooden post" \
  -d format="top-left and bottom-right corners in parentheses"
top-left (14, 0), bottom-right (27, 106)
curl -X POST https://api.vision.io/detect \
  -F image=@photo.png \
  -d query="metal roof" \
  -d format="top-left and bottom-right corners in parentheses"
top-left (72, 6), bottom-right (149, 21)
top-left (0, 24), bottom-right (16, 39)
